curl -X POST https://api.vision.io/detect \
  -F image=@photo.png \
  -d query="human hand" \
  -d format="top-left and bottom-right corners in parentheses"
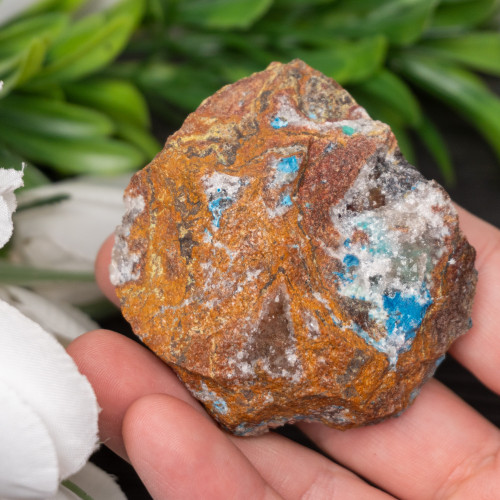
top-left (68, 206), bottom-right (500, 499)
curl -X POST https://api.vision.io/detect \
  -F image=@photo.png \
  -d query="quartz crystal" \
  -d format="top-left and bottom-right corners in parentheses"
top-left (112, 60), bottom-right (477, 435)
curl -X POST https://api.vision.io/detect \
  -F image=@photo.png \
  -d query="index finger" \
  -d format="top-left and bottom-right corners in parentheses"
top-left (95, 234), bottom-right (119, 307)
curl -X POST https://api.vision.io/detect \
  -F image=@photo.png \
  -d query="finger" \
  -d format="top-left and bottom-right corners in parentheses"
top-left (70, 332), bottom-right (393, 498)
top-left (123, 394), bottom-right (281, 500)
top-left (67, 329), bottom-right (206, 459)
top-left (299, 379), bottom-right (500, 499)
top-left (234, 432), bottom-right (395, 499)
top-left (450, 206), bottom-right (500, 394)
top-left (95, 234), bottom-right (119, 306)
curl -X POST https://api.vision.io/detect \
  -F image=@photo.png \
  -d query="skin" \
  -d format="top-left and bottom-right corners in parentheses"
top-left (68, 206), bottom-right (500, 499)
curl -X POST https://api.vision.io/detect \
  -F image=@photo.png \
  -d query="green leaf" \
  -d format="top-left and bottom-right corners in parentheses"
top-left (417, 32), bottom-right (500, 76)
top-left (320, 0), bottom-right (439, 46)
top-left (273, 0), bottom-right (336, 5)
top-left (296, 36), bottom-right (387, 85)
top-left (177, 0), bottom-right (273, 29)
top-left (0, 261), bottom-right (95, 286)
top-left (21, 82), bottom-right (66, 99)
top-left (218, 32), bottom-right (276, 65)
top-left (392, 53), bottom-right (500, 163)
top-left (64, 77), bottom-right (151, 127)
top-left (415, 115), bottom-right (455, 185)
top-left (144, 0), bottom-right (167, 23)
top-left (0, 123), bottom-right (145, 175)
top-left (0, 147), bottom-right (50, 189)
top-left (0, 94), bottom-right (115, 138)
top-left (0, 52), bottom-right (20, 76)
top-left (428, 0), bottom-right (499, 34)
top-left (0, 12), bottom-right (68, 53)
top-left (0, 146), bottom-right (27, 171)
top-left (139, 63), bottom-right (223, 111)
top-left (350, 69), bottom-right (422, 126)
top-left (31, 0), bottom-right (144, 85)
top-left (0, 38), bottom-right (48, 96)
top-left (16, 0), bottom-right (87, 17)
top-left (114, 120), bottom-right (161, 160)
top-left (44, 12), bottom-right (106, 61)
top-left (34, 17), bottom-right (127, 84)
top-left (220, 58), bottom-right (267, 83)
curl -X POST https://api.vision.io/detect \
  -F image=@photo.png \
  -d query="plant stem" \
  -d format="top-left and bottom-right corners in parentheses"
top-left (61, 479), bottom-right (95, 500)
top-left (0, 261), bottom-right (95, 285)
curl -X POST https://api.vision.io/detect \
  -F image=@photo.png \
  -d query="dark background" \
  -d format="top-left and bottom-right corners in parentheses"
top-left (91, 82), bottom-right (500, 499)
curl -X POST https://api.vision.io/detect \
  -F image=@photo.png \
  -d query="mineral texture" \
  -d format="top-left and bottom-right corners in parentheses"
top-left (111, 59), bottom-right (477, 435)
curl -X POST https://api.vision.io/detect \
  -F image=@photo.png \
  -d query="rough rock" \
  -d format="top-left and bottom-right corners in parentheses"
top-left (111, 60), bottom-right (477, 435)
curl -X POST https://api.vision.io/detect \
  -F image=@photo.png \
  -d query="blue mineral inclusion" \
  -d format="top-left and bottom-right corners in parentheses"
top-left (383, 287), bottom-right (432, 342)
top-left (208, 196), bottom-right (232, 227)
top-left (276, 156), bottom-right (299, 174)
top-left (333, 254), bottom-right (359, 284)
top-left (271, 116), bottom-right (288, 129)
top-left (343, 254), bottom-right (359, 270)
top-left (281, 194), bottom-right (293, 206)
top-left (342, 125), bottom-right (356, 136)
top-left (213, 398), bottom-right (228, 414)
top-left (355, 218), bottom-right (391, 255)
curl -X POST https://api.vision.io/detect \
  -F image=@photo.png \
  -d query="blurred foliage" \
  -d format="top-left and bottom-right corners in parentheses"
top-left (1, 0), bottom-right (500, 186)
top-left (121, 0), bottom-right (500, 186)
top-left (0, 0), bottom-right (160, 182)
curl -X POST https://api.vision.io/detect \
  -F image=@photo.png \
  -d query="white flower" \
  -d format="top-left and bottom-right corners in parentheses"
top-left (0, 286), bottom-right (99, 347)
top-left (0, 169), bottom-right (23, 249)
top-left (0, 300), bottom-right (100, 499)
top-left (0, 168), bottom-right (124, 499)
top-left (10, 175), bottom-right (129, 305)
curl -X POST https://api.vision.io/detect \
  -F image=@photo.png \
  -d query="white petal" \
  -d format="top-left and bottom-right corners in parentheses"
top-left (0, 380), bottom-right (59, 499)
top-left (13, 185), bottom-right (124, 270)
top-left (0, 197), bottom-right (15, 250)
top-left (29, 283), bottom-right (105, 308)
top-left (0, 169), bottom-right (24, 213)
top-left (48, 462), bottom-right (127, 500)
top-left (0, 168), bottom-right (23, 249)
top-left (14, 178), bottom-right (128, 205)
top-left (10, 178), bottom-right (126, 305)
top-left (0, 300), bottom-right (99, 480)
top-left (0, 287), bottom-right (99, 346)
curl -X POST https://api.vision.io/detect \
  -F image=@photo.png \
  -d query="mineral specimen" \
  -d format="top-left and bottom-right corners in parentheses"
top-left (111, 59), bottom-right (477, 435)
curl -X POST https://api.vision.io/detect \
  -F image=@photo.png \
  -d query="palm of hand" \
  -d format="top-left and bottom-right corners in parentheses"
top-left (68, 206), bottom-right (500, 499)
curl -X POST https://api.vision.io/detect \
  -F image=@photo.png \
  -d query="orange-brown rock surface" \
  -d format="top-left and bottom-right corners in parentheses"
top-left (111, 60), bottom-right (477, 435)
